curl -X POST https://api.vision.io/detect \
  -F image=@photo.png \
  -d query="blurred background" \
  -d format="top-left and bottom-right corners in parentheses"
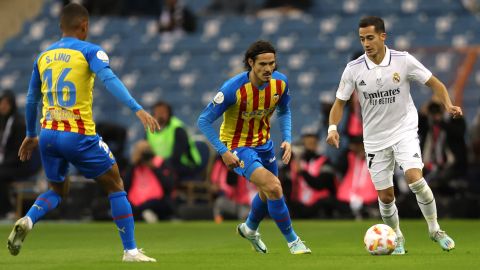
top-left (0, 0), bottom-right (479, 223)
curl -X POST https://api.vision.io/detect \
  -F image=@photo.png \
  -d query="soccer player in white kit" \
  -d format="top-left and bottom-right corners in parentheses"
top-left (326, 16), bottom-right (461, 254)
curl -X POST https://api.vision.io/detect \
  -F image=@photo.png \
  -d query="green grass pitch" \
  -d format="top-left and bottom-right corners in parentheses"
top-left (1, 220), bottom-right (479, 270)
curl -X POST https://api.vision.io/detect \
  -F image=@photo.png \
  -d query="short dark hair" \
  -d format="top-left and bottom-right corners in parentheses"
top-left (427, 102), bottom-right (444, 115)
top-left (243, 40), bottom-right (276, 71)
top-left (60, 3), bottom-right (89, 31)
top-left (152, 100), bottom-right (172, 116)
top-left (359, 16), bottom-right (385, 33)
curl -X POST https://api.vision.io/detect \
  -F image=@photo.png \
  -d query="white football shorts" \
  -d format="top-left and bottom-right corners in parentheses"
top-left (365, 136), bottom-right (424, 190)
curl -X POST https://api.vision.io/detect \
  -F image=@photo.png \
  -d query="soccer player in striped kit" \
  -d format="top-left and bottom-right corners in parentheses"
top-left (327, 16), bottom-right (461, 254)
top-left (198, 40), bottom-right (311, 254)
top-left (7, 3), bottom-right (159, 262)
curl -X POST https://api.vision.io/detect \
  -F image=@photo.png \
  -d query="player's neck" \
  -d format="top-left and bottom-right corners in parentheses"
top-left (368, 45), bottom-right (386, 65)
top-left (62, 31), bottom-right (85, 40)
top-left (248, 72), bottom-right (266, 88)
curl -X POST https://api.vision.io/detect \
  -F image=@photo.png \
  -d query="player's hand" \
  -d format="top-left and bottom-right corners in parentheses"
top-left (326, 130), bottom-right (340, 149)
top-left (221, 151), bottom-right (241, 170)
top-left (136, 110), bottom-right (161, 132)
top-left (280, 141), bottom-right (292, 165)
top-left (446, 105), bottom-right (463, 119)
top-left (18, 137), bottom-right (38, 162)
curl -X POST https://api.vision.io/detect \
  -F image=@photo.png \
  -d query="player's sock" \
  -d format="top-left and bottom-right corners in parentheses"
top-left (109, 191), bottom-right (137, 250)
top-left (26, 190), bottom-right (61, 224)
top-left (245, 193), bottom-right (268, 232)
top-left (378, 198), bottom-right (403, 237)
top-left (267, 197), bottom-right (298, 243)
top-left (408, 178), bottom-right (440, 233)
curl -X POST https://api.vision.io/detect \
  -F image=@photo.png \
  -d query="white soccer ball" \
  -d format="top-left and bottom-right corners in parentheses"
top-left (364, 224), bottom-right (397, 255)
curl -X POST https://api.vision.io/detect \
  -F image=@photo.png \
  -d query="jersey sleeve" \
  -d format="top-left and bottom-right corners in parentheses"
top-left (25, 58), bottom-right (42, 137)
top-left (85, 44), bottom-right (110, 74)
top-left (335, 66), bottom-right (355, 101)
top-left (406, 52), bottom-right (432, 84)
top-left (277, 76), bottom-right (291, 108)
top-left (206, 83), bottom-right (238, 119)
top-left (197, 85), bottom-right (237, 154)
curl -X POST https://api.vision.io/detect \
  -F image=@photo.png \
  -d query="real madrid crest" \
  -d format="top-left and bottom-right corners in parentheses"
top-left (393, 72), bottom-right (400, 83)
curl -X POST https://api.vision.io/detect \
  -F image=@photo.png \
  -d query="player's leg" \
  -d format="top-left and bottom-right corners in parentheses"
top-left (367, 147), bottom-right (406, 254)
top-left (243, 191), bottom-right (269, 235)
top-left (8, 129), bottom-right (67, 256)
top-left (396, 137), bottom-right (454, 251)
top-left (68, 134), bottom-right (155, 262)
top-left (249, 167), bottom-right (311, 254)
top-left (243, 147), bottom-right (281, 233)
top-left (232, 147), bottom-right (269, 253)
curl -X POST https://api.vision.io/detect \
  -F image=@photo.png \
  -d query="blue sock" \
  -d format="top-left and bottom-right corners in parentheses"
top-left (109, 191), bottom-right (136, 250)
top-left (26, 190), bottom-right (61, 224)
top-left (267, 197), bottom-right (298, 243)
top-left (245, 193), bottom-right (268, 231)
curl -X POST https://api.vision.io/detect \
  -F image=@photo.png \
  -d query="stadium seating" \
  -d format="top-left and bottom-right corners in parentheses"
top-left (1, 0), bottom-right (478, 146)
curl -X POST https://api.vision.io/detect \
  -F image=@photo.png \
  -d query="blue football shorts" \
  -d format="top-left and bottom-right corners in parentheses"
top-left (39, 129), bottom-right (116, 182)
top-left (232, 140), bottom-right (278, 180)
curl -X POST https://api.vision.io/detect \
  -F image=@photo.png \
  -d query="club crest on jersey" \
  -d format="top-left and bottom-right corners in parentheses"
top-left (212, 92), bottom-right (224, 105)
top-left (393, 72), bottom-right (401, 83)
top-left (273, 93), bottom-right (280, 103)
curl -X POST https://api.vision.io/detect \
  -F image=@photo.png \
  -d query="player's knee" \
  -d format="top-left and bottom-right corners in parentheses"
top-left (378, 192), bottom-right (395, 204)
top-left (263, 178), bottom-right (283, 199)
top-left (101, 177), bottom-right (124, 193)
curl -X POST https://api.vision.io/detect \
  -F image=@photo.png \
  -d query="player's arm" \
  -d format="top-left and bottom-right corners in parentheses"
top-left (197, 90), bottom-right (240, 169)
top-left (19, 60), bottom-right (42, 161)
top-left (326, 98), bottom-right (347, 149)
top-left (96, 67), bottom-right (159, 132)
top-left (425, 75), bottom-right (463, 118)
top-left (406, 52), bottom-right (462, 118)
top-left (327, 66), bottom-right (354, 149)
top-left (87, 47), bottom-right (159, 132)
top-left (277, 86), bottom-right (292, 165)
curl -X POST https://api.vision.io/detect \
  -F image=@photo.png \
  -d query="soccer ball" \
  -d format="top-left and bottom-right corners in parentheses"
top-left (364, 224), bottom-right (397, 255)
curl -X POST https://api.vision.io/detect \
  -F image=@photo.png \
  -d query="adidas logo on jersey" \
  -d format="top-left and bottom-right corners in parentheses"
top-left (359, 80), bottom-right (366, 86)
top-left (413, 153), bottom-right (420, 158)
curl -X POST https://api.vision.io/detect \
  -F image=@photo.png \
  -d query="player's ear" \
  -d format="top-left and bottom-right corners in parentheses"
top-left (248, 58), bottom-right (254, 69)
top-left (380, 32), bottom-right (387, 41)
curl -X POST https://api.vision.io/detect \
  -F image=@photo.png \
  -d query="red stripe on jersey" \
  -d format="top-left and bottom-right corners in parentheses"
top-left (42, 119), bottom-right (47, 128)
top-left (73, 109), bottom-right (85, 134)
top-left (245, 87), bottom-right (259, 147)
top-left (51, 120), bottom-right (58, 130)
top-left (256, 84), bottom-right (271, 146)
top-left (231, 86), bottom-right (247, 149)
top-left (62, 120), bottom-right (71, 132)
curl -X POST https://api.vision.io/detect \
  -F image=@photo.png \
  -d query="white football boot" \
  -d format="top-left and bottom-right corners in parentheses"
top-left (122, 249), bottom-right (157, 262)
top-left (7, 217), bottom-right (32, 256)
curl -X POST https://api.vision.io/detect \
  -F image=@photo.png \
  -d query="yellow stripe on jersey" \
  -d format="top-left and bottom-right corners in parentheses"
top-left (37, 48), bottom-right (95, 135)
top-left (219, 79), bottom-right (286, 150)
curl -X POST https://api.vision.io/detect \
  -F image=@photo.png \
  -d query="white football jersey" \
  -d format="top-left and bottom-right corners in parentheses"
top-left (336, 47), bottom-right (432, 152)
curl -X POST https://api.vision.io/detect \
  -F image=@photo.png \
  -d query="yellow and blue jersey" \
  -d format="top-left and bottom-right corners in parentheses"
top-left (198, 71), bottom-right (291, 154)
top-left (30, 37), bottom-right (110, 135)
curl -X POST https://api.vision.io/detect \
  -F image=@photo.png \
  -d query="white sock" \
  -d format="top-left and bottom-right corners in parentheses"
top-left (126, 248), bottom-right (139, 256)
top-left (243, 223), bottom-right (256, 235)
top-left (409, 178), bottom-right (440, 233)
top-left (378, 199), bottom-right (403, 238)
